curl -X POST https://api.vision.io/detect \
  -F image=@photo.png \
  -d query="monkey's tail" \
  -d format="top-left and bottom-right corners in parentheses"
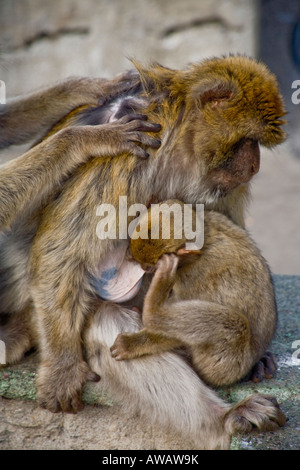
top-left (84, 303), bottom-right (231, 450)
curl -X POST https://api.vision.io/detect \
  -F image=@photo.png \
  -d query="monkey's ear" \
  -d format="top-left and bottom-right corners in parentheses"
top-left (193, 80), bottom-right (237, 108)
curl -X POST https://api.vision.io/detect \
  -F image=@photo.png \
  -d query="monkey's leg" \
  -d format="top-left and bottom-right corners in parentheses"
top-left (146, 301), bottom-right (253, 386)
top-left (85, 303), bottom-right (231, 450)
top-left (32, 268), bottom-right (100, 413)
top-left (142, 255), bottom-right (254, 386)
top-left (0, 70), bottom-right (138, 148)
top-left (0, 114), bottom-right (161, 230)
top-left (85, 304), bottom-right (286, 450)
top-left (110, 255), bottom-right (181, 360)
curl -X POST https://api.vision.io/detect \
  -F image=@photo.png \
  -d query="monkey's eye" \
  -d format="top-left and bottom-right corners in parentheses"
top-left (218, 157), bottom-right (233, 169)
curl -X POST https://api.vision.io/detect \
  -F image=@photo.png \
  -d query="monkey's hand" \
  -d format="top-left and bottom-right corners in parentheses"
top-left (63, 113), bottom-right (161, 160)
top-left (142, 254), bottom-right (179, 326)
top-left (36, 359), bottom-right (100, 413)
top-left (154, 254), bottom-right (179, 280)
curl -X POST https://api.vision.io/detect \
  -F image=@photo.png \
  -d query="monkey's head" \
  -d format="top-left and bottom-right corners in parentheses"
top-left (135, 56), bottom-right (286, 198)
top-left (130, 200), bottom-right (201, 270)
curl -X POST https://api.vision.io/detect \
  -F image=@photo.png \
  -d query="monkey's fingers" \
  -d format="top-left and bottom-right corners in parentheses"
top-left (38, 396), bottom-right (61, 414)
top-left (110, 344), bottom-right (130, 361)
top-left (121, 114), bottom-right (162, 133)
top-left (155, 254), bottom-right (179, 279)
top-left (247, 351), bottom-right (277, 383)
top-left (128, 132), bottom-right (161, 155)
top-left (124, 142), bottom-right (150, 159)
top-left (263, 351), bottom-right (278, 379)
top-left (250, 360), bottom-right (265, 383)
top-left (119, 113), bottom-right (159, 126)
top-left (60, 391), bottom-right (85, 414)
top-left (114, 114), bottom-right (162, 158)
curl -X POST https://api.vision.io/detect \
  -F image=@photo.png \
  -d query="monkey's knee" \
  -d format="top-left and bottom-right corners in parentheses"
top-left (192, 313), bottom-right (253, 386)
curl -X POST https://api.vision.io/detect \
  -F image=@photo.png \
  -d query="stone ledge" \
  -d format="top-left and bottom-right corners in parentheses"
top-left (0, 275), bottom-right (299, 450)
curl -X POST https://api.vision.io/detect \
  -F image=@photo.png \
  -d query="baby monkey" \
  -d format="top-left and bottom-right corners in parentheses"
top-left (111, 200), bottom-right (280, 388)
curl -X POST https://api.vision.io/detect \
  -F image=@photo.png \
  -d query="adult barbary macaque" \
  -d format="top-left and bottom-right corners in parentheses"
top-left (0, 56), bottom-right (286, 442)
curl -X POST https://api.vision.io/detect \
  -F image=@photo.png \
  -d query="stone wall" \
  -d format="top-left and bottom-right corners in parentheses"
top-left (0, 0), bottom-right (258, 95)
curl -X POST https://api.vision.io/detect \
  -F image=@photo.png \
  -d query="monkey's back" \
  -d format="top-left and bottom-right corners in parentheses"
top-left (173, 210), bottom-right (277, 348)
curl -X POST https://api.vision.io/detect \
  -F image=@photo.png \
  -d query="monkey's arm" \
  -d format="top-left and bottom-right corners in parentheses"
top-left (0, 71), bottom-right (138, 148)
top-left (110, 255), bottom-right (181, 361)
top-left (0, 114), bottom-right (161, 230)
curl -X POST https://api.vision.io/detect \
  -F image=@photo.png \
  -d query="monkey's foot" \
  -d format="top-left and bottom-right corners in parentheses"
top-left (224, 394), bottom-right (286, 435)
top-left (110, 332), bottom-right (140, 361)
top-left (245, 352), bottom-right (277, 383)
top-left (37, 360), bottom-right (100, 413)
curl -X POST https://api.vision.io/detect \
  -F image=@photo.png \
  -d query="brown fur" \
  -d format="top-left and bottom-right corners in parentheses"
top-left (0, 56), bottom-right (286, 422)
top-left (0, 70), bottom-right (160, 230)
top-left (112, 204), bottom-right (277, 386)
top-left (105, 202), bottom-right (287, 448)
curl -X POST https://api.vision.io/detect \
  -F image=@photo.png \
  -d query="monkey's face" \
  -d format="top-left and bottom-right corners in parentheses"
top-left (137, 56), bottom-right (286, 199)
top-left (182, 56), bottom-right (286, 198)
top-left (206, 138), bottom-right (260, 196)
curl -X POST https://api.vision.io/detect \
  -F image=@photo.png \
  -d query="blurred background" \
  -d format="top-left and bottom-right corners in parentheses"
top-left (0, 0), bottom-right (299, 275)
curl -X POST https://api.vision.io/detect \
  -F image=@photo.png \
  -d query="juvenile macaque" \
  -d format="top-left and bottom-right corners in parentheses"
top-left (110, 201), bottom-right (279, 388)
top-left (0, 56), bottom-right (286, 424)
top-left (102, 200), bottom-right (287, 448)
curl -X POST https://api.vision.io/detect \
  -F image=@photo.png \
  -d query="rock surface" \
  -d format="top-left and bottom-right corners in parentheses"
top-left (0, 275), bottom-right (299, 450)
